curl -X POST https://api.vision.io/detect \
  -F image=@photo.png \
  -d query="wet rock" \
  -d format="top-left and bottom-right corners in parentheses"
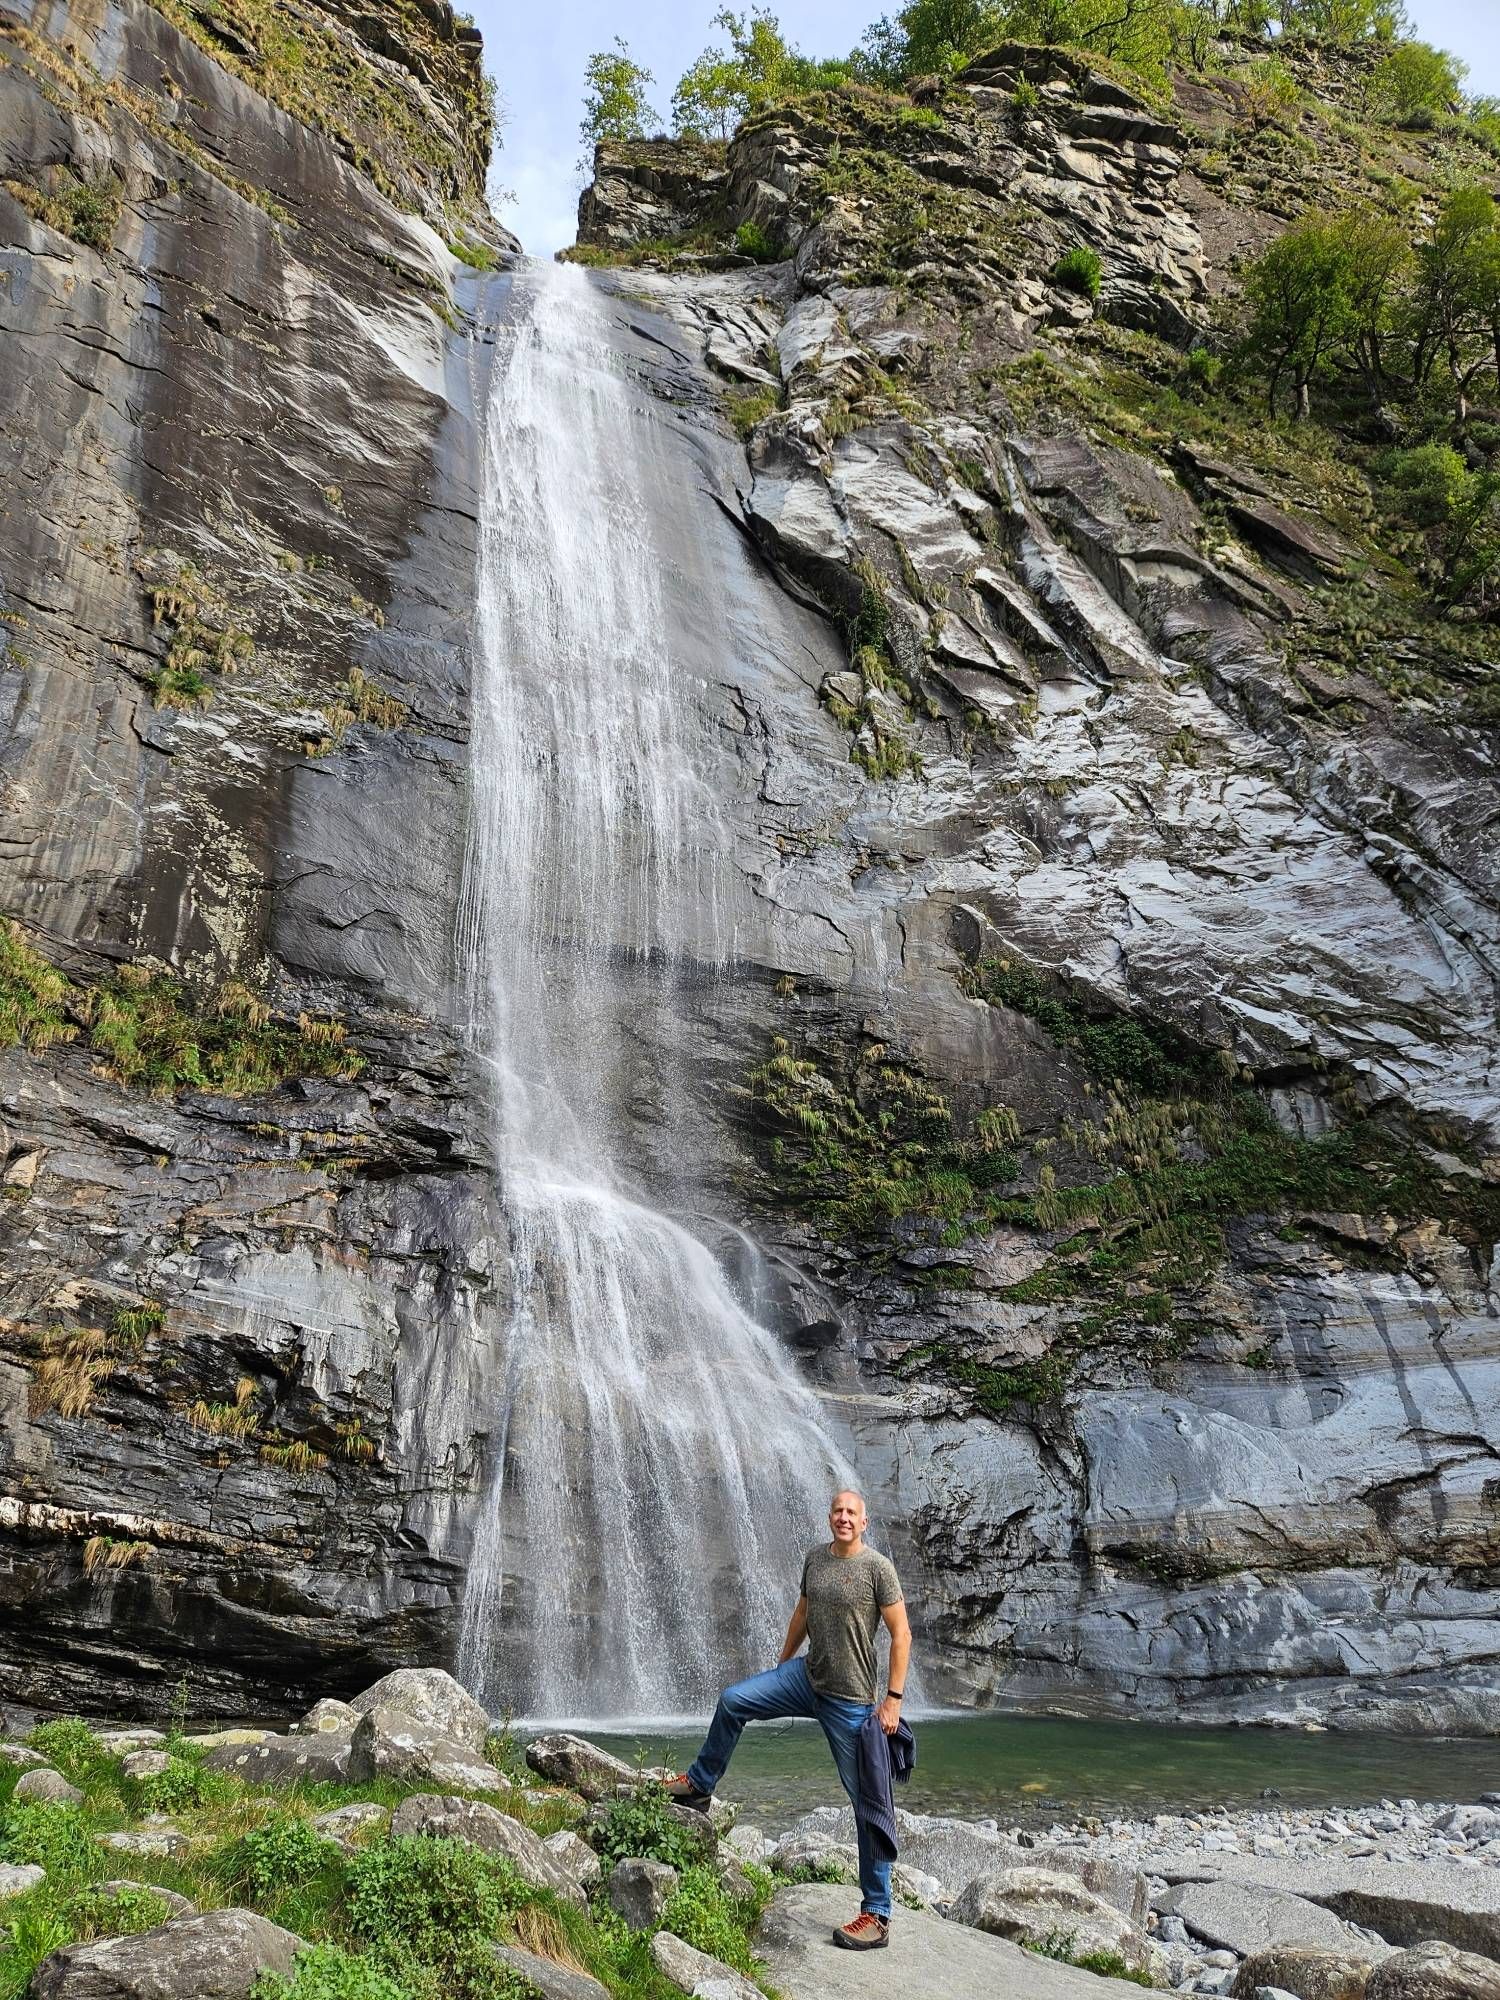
top-left (14, 1769), bottom-right (82, 1804)
top-left (347, 1669), bottom-right (490, 1752)
top-left (347, 1708), bottom-right (502, 1793)
top-left (650, 1927), bottom-right (761, 1997)
top-left (951, 1864), bottom-right (1163, 1980)
top-left (1231, 1947), bottom-right (1375, 2000)
top-left (28, 1908), bottom-right (301, 1998)
top-left (493, 1945), bottom-right (611, 2000)
top-left (388, 1794), bottom-right (584, 1906)
top-left (610, 1857), bottom-right (679, 1929)
top-left (1366, 1943), bottom-right (1500, 2000)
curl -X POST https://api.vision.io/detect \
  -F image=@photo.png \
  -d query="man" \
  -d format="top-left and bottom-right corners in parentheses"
top-left (666, 1488), bottom-right (912, 1952)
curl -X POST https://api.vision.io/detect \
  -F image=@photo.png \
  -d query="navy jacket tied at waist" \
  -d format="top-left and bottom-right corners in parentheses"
top-left (854, 1713), bottom-right (915, 1863)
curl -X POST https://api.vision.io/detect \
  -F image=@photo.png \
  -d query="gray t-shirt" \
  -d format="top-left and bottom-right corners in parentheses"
top-left (799, 1543), bottom-right (903, 1703)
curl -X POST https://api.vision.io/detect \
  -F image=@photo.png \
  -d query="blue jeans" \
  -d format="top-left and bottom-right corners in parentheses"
top-left (686, 1655), bottom-right (893, 1917)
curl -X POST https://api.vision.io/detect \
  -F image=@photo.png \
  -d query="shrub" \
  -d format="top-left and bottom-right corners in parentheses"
top-left (219, 1814), bottom-right (337, 1902)
top-left (132, 1756), bottom-right (221, 1814)
top-left (591, 1785), bottom-right (706, 1871)
top-left (1052, 246), bottom-right (1101, 300)
top-left (1010, 75), bottom-right (1039, 115)
top-left (1184, 346), bottom-right (1222, 391)
top-left (0, 1803), bottom-right (99, 1881)
top-left (27, 1720), bottom-right (114, 1789)
top-left (251, 1945), bottom-right (410, 2000)
top-left (346, 1837), bottom-right (525, 1998)
top-left (659, 1866), bottom-right (760, 1973)
top-left (733, 218), bottom-right (781, 260)
top-left (65, 1883), bottom-right (172, 1940)
top-left (1369, 40), bottom-right (1465, 127)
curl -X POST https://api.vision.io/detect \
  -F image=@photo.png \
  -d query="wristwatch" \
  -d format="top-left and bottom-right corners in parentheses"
top-left (887, 1688), bottom-right (903, 1700)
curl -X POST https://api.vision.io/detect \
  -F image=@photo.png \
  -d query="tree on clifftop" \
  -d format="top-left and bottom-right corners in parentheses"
top-left (579, 39), bottom-right (661, 172)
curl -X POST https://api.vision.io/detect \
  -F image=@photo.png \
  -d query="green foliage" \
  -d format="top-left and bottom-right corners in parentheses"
top-left (447, 234), bottom-right (500, 271)
top-left (0, 1803), bottom-right (99, 1882)
top-left (1368, 40), bottom-right (1466, 128)
top-left (26, 1721), bottom-right (114, 1790)
top-left (580, 38), bottom-right (660, 163)
top-left (64, 1883), bottom-right (172, 1940)
top-left (725, 383), bottom-right (782, 438)
top-left (1382, 444), bottom-right (1500, 604)
top-left (346, 1837), bottom-right (525, 1999)
top-left (218, 1813), bottom-right (338, 1903)
top-left (82, 966), bottom-right (363, 1095)
top-left (0, 919), bottom-right (78, 1055)
top-left (1184, 346), bottom-right (1222, 391)
top-left (970, 959), bottom-right (1224, 1097)
top-left (1027, 1929), bottom-right (1154, 1985)
top-left (591, 1785), bottom-right (708, 1871)
top-left (1053, 246), bottom-right (1102, 300)
top-left (733, 217), bottom-right (781, 260)
top-left (133, 1757), bottom-right (225, 1815)
top-left (6, 170), bottom-right (121, 249)
top-left (659, 1865), bottom-right (762, 1973)
top-left (252, 1945), bottom-right (411, 2000)
top-left (672, 7), bottom-right (853, 139)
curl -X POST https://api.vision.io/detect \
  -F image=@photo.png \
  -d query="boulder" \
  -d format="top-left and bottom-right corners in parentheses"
top-left (1232, 1945), bottom-right (1376, 2000)
top-left (347, 1707), bottom-right (503, 1793)
top-left (0, 1744), bottom-right (49, 1770)
top-left (309, 1803), bottom-right (387, 1852)
top-left (28, 1908), bottom-right (301, 1998)
top-left (387, 1794), bottom-right (584, 1906)
top-left (770, 1832), bottom-right (855, 1882)
top-left (181, 1731), bottom-right (270, 1752)
top-left (544, 1828), bottom-right (603, 1891)
top-left (1161, 1878), bottom-right (1391, 1962)
top-left (202, 1733), bottom-right (354, 1786)
top-left (347, 1669), bottom-right (490, 1752)
top-left (609, 1856), bottom-right (679, 1929)
top-left (94, 1733), bottom-right (165, 1756)
top-left (1436, 1810), bottom-right (1500, 1845)
top-left (0, 1863), bottom-right (46, 1898)
top-left (295, 1700), bottom-right (358, 1736)
top-left (716, 1854), bottom-right (758, 1902)
top-left (121, 1752), bottom-right (174, 1782)
top-left (951, 1864), bottom-right (1162, 1980)
top-left (650, 1927), bottom-right (761, 1998)
top-left (14, 1769), bottom-right (83, 1805)
top-left (493, 1945), bottom-right (610, 2000)
top-left (1367, 1944), bottom-right (1500, 2000)
top-left (98, 1829), bottom-right (188, 1860)
top-left (525, 1733), bottom-right (645, 1801)
top-left (758, 1883), bottom-right (1158, 1998)
top-left (722, 1824), bottom-right (771, 1864)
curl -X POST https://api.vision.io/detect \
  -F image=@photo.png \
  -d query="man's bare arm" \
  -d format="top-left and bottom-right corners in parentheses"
top-left (876, 1599), bottom-right (912, 1734)
top-left (778, 1595), bottom-right (809, 1664)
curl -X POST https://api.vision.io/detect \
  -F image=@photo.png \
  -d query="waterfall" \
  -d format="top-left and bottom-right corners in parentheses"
top-left (456, 261), bottom-right (849, 1723)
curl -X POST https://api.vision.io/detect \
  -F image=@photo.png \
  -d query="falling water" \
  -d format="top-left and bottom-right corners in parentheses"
top-left (456, 261), bottom-right (848, 1722)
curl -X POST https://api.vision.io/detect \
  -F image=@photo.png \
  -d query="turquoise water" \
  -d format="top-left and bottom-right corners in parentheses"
top-left (577, 1714), bottom-right (1500, 1832)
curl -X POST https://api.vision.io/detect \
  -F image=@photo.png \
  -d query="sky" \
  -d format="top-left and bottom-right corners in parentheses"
top-left (471, 0), bottom-right (1500, 257)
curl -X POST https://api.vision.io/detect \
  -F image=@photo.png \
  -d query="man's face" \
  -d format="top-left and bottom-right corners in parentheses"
top-left (829, 1492), bottom-right (866, 1546)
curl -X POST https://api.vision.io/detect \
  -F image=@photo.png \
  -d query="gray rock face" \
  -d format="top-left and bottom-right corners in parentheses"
top-left (14, 1768), bottom-right (83, 1804)
top-left (1231, 1945), bottom-right (1377, 2000)
top-left (650, 1929), bottom-right (761, 1998)
top-left (28, 1909), bottom-right (301, 1999)
top-left (493, 1946), bottom-right (610, 2000)
top-left (296, 1701), bottom-right (358, 1737)
top-left (347, 1707), bottom-right (501, 1793)
top-left (951, 1864), bottom-right (1162, 1979)
top-left (346, 1668), bottom-right (490, 1750)
top-left (1159, 1877), bottom-right (1391, 1961)
top-left (609, 1857), bottom-right (680, 1929)
top-left (1367, 1944), bottom-right (1500, 2000)
top-left (387, 1794), bottom-right (583, 1905)
top-left (757, 1883), bottom-right (1156, 1998)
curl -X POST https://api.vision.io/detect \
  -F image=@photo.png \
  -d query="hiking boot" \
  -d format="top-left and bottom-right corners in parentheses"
top-left (832, 1912), bottom-right (889, 1951)
top-left (661, 1773), bottom-right (712, 1812)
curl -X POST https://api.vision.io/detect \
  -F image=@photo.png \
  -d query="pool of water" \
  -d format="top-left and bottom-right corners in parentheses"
top-left (570, 1714), bottom-right (1500, 1833)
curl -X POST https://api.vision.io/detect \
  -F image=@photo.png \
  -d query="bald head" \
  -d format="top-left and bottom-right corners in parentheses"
top-left (828, 1488), bottom-right (868, 1551)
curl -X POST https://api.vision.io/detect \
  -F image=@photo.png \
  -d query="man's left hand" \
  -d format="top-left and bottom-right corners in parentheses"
top-left (876, 1695), bottom-right (901, 1735)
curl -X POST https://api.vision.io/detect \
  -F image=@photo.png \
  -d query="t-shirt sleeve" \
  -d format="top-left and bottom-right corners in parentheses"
top-left (875, 1556), bottom-right (903, 1608)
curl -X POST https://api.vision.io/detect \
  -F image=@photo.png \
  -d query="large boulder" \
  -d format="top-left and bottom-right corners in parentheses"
top-left (295, 1700), bottom-right (359, 1737)
top-left (493, 1945), bottom-right (610, 2000)
top-left (1366, 1944), bottom-right (1500, 2000)
top-left (202, 1733), bottom-right (354, 1785)
top-left (28, 1909), bottom-right (301, 1998)
top-left (951, 1864), bottom-right (1162, 1981)
top-left (758, 1883), bottom-right (1157, 1998)
top-left (650, 1928), bottom-right (761, 1998)
top-left (388, 1794), bottom-right (584, 1906)
top-left (347, 1669), bottom-right (491, 1752)
top-left (1232, 1945), bottom-right (1376, 2000)
top-left (14, 1769), bottom-right (83, 1805)
top-left (525, 1733), bottom-right (646, 1800)
top-left (609, 1857), bottom-right (678, 1929)
top-left (347, 1707), bottom-right (503, 1793)
top-left (1161, 1878), bottom-right (1392, 1962)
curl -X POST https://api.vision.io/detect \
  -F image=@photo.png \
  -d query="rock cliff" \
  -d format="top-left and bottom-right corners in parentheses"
top-left (567, 42), bottom-right (1500, 1732)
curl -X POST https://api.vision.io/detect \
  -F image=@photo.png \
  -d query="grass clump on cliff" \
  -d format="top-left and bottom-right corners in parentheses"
top-left (2, 169), bottom-right (121, 249)
top-left (0, 922), bottom-right (78, 1055)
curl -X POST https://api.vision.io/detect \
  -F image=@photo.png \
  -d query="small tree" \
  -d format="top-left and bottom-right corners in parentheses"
top-left (1368, 39), bottom-right (1466, 128)
top-left (1409, 185), bottom-right (1500, 422)
top-left (579, 39), bottom-right (661, 172)
top-left (1244, 213), bottom-right (1362, 418)
top-left (856, 0), bottom-right (1006, 82)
